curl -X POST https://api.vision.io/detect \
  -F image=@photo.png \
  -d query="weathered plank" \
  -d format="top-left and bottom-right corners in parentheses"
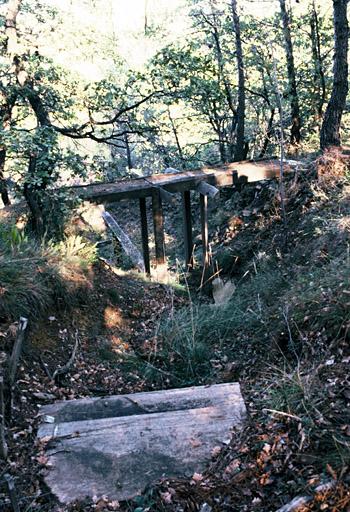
top-left (102, 211), bottom-right (145, 272)
top-left (65, 159), bottom-right (291, 204)
top-left (197, 181), bottom-right (219, 198)
top-left (38, 383), bottom-right (246, 504)
top-left (38, 382), bottom-right (244, 427)
top-left (67, 168), bottom-right (237, 204)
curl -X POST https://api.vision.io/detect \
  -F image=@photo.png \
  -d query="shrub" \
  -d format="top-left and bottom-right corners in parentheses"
top-left (0, 224), bottom-right (96, 321)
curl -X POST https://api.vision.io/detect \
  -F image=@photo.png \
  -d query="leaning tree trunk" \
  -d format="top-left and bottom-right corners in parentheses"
top-left (320, 0), bottom-right (349, 150)
top-left (231, 0), bottom-right (246, 162)
top-left (279, 0), bottom-right (301, 145)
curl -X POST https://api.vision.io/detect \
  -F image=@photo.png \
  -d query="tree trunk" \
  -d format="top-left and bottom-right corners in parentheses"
top-left (207, 3), bottom-right (237, 161)
top-left (0, 150), bottom-right (10, 206)
top-left (168, 108), bottom-right (186, 168)
top-left (124, 133), bottom-right (133, 170)
top-left (0, 105), bottom-right (13, 207)
top-left (5, 0), bottom-right (21, 56)
top-left (23, 156), bottom-right (45, 237)
top-left (310, 0), bottom-right (326, 125)
top-left (0, 0), bottom-right (22, 206)
top-left (320, 0), bottom-right (349, 150)
top-left (231, 0), bottom-right (246, 162)
top-left (279, 0), bottom-right (301, 145)
top-left (259, 108), bottom-right (275, 158)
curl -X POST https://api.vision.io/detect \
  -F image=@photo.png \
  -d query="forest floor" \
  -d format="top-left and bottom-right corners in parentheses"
top-left (1, 152), bottom-right (350, 511)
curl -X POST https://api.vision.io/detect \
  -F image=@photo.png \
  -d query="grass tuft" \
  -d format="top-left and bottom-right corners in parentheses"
top-left (0, 225), bottom-right (97, 321)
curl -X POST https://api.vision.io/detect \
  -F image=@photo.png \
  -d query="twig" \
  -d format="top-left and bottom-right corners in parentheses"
top-left (196, 267), bottom-right (222, 291)
top-left (275, 480), bottom-right (336, 512)
top-left (39, 355), bottom-right (53, 380)
top-left (0, 373), bottom-right (8, 459)
top-left (3, 474), bottom-right (20, 512)
top-left (8, 317), bottom-right (28, 386)
top-left (52, 331), bottom-right (79, 382)
top-left (263, 408), bottom-right (302, 421)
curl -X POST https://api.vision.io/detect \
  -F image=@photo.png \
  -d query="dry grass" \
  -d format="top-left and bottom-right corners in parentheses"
top-left (316, 147), bottom-right (349, 187)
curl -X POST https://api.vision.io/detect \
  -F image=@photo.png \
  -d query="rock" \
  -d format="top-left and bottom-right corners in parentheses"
top-left (212, 277), bottom-right (236, 305)
top-left (200, 504), bottom-right (213, 512)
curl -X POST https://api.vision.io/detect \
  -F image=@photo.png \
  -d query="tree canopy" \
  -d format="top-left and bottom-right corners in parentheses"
top-left (0, 0), bottom-right (348, 233)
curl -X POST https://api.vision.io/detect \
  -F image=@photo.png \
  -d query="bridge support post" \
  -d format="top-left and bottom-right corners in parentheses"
top-left (139, 197), bottom-right (151, 275)
top-left (151, 188), bottom-right (166, 266)
top-left (200, 193), bottom-right (209, 268)
top-left (182, 190), bottom-right (193, 270)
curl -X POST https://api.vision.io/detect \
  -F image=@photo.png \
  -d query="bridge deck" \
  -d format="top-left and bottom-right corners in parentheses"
top-left (68, 159), bottom-right (286, 203)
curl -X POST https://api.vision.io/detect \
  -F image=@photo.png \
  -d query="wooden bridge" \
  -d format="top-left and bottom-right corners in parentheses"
top-left (69, 158), bottom-right (288, 273)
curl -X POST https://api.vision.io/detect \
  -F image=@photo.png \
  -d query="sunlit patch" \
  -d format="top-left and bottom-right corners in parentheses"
top-left (227, 216), bottom-right (244, 230)
top-left (104, 306), bottom-right (123, 329)
top-left (109, 335), bottom-right (129, 353)
top-left (335, 216), bottom-right (350, 232)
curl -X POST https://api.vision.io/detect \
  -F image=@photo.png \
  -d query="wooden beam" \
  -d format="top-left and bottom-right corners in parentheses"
top-left (60, 158), bottom-right (294, 205)
top-left (159, 187), bottom-right (177, 205)
top-left (182, 191), bottom-right (193, 270)
top-left (152, 189), bottom-right (166, 266)
top-left (139, 198), bottom-right (150, 275)
top-left (37, 383), bottom-right (246, 504)
top-left (197, 181), bottom-right (219, 198)
top-left (102, 211), bottom-right (145, 272)
top-left (200, 193), bottom-right (209, 268)
top-left (66, 168), bottom-right (239, 204)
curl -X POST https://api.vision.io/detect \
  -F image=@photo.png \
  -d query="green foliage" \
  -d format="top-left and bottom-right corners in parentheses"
top-left (0, 223), bottom-right (96, 320)
top-left (57, 234), bottom-right (97, 267)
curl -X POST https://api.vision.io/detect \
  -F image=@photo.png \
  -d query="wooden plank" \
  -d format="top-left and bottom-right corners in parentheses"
top-left (151, 188), bottom-right (166, 266)
top-left (64, 158), bottom-right (293, 204)
top-left (218, 159), bottom-right (291, 183)
top-left (182, 190), bottom-right (193, 269)
top-left (159, 187), bottom-right (177, 205)
top-left (102, 211), bottom-right (145, 272)
top-left (38, 383), bottom-right (246, 504)
top-left (200, 193), bottom-right (209, 268)
top-left (66, 168), bottom-right (239, 204)
top-left (38, 382), bottom-right (243, 427)
top-left (139, 197), bottom-right (150, 275)
top-left (197, 181), bottom-right (219, 198)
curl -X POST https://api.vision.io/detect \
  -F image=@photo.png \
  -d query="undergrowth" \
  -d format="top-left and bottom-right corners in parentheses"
top-left (142, 168), bottom-right (350, 469)
top-left (0, 224), bottom-right (97, 321)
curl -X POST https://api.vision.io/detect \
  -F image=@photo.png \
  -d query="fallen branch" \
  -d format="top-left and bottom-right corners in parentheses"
top-left (8, 317), bottom-right (28, 386)
top-left (0, 352), bottom-right (8, 459)
top-left (275, 480), bottom-right (336, 512)
top-left (263, 408), bottom-right (302, 422)
top-left (39, 354), bottom-right (53, 380)
top-left (52, 331), bottom-right (79, 383)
